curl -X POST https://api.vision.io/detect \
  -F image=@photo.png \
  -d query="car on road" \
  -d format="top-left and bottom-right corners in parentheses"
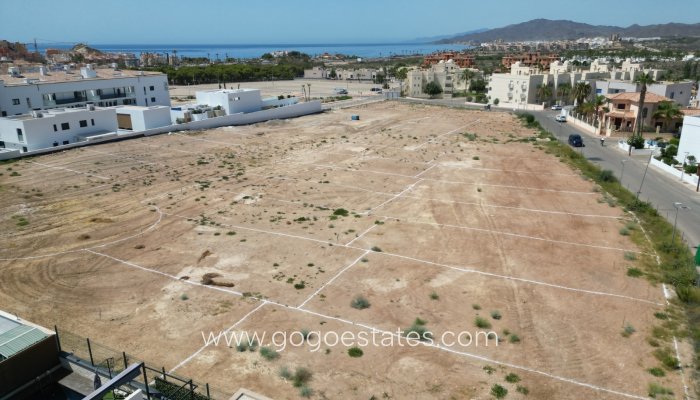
top-left (334, 88), bottom-right (348, 95)
top-left (568, 134), bottom-right (583, 147)
top-left (551, 104), bottom-right (562, 110)
top-left (370, 87), bottom-right (382, 92)
top-left (555, 115), bottom-right (567, 122)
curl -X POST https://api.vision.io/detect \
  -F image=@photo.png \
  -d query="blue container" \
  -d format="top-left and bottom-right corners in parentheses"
top-left (351, 115), bottom-right (360, 121)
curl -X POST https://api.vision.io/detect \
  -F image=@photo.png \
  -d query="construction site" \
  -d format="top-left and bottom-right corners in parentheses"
top-left (0, 101), bottom-right (688, 399)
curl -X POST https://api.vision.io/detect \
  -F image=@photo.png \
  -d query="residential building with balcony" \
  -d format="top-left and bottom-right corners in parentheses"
top-left (600, 92), bottom-right (679, 135)
top-left (405, 60), bottom-right (473, 98)
top-left (502, 52), bottom-right (560, 71)
top-left (0, 64), bottom-right (170, 117)
top-left (0, 106), bottom-right (118, 152)
top-left (422, 52), bottom-right (475, 68)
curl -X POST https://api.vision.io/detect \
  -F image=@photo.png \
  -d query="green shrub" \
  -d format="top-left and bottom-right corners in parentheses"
top-left (333, 208), bottom-right (349, 217)
top-left (348, 347), bottom-right (364, 357)
top-left (628, 135), bottom-right (645, 149)
top-left (619, 227), bottom-right (630, 236)
top-left (624, 252), bottom-right (637, 261)
top-left (260, 346), bottom-right (280, 361)
top-left (299, 386), bottom-right (313, 398)
top-left (621, 324), bottom-right (636, 337)
top-left (648, 382), bottom-right (673, 398)
top-left (654, 348), bottom-right (679, 369)
top-left (279, 366), bottom-right (292, 379)
top-left (653, 312), bottom-right (668, 320)
top-left (472, 156), bottom-right (480, 160)
top-left (599, 169), bottom-right (616, 182)
top-left (491, 311), bottom-right (502, 320)
top-left (429, 291), bottom-right (439, 300)
top-left (472, 304), bottom-right (481, 310)
top-left (491, 384), bottom-right (508, 399)
top-left (351, 295), bottom-right (371, 309)
top-left (505, 373), bottom-right (520, 383)
top-left (475, 316), bottom-right (492, 329)
top-left (483, 365), bottom-right (496, 374)
top-left (371, 246), bottom-right (382, 252)
top-left (292, 367), bottom-right (313, 388)
top-left (516, 385), bottom-right (529, 395)
top-left (509, 334), bottom-right (521, 343)
top-left (648, 367), bottom-right (665, 377)
top-left (627, 267), bottom-right (643, 277)
top-left (180, 293), bottom-right (189, 301)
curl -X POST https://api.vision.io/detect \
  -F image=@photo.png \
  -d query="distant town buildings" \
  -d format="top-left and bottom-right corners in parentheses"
top-left (422, 51), bottom-right (475, 68)
top-left (303, 67), bottom-right (382, 81)
top-left (405, 60), bottom-right (477, 98)
top-left (501, 52), bottom-right (560, 70)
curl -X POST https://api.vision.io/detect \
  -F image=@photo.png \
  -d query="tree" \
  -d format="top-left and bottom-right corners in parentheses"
top-left (572, 81), bottom-right (592, 106)
top-left (633, 72), bottom-right (655, 137)
top-left (329, 68), bottom-right (337, 79)
top-left (593, 94), bottom-right (608, 127)
top-left (536, 83), bottom-right (552, 104)
top-left (557, 83), bottom-right (571, 105)
top-left (580, 101), bottom-right (595, 117)
top-left (394, 67), bottom-right (408, 80)
top-left (470, 78), bottom-right (487, 93)
top-left (653, 100), bottom-right (684, 132)
top-left (462, 69), bottom-right (475, 82)
top-left (424, 81), bottom-right (442, 97)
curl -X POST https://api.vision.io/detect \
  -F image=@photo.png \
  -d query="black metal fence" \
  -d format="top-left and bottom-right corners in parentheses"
top-left (55, 327), bottom-right (229, 400)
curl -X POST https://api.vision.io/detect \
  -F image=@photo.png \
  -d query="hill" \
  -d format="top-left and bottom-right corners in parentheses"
top-left (437, 19), bottom-right (700, 43)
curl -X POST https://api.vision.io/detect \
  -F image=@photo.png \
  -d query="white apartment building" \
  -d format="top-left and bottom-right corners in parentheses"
top-left (593, 80), bottom-right (693, 106)
top-left (0, 107), bottom-right (117, 152)
top-left (114, 105), bottom-right (172, 131)
top-left (0, 64), bottom-right (170, 117)
top-left (678, 115), bottom-right (700, 164)
top-left (196, 89), bottom-right (263, 115)
top-left (405, 60), bottom-right (472, 98)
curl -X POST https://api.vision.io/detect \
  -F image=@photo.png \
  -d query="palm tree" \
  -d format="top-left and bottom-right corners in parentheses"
top-left (557, 83), bottom-right (571, 105)
top-left (633, 72), bottom-right (655, 137)
top-left (593, 94), bottom-right (607, 128)
top-left (653, 101), bottom-right (684, 132)
top-left (572, 81), bottom-right (592, 107)
top-left (536, 83), bottom-right (552, 104)
top-left (580, 101), bottom-right (595, 118)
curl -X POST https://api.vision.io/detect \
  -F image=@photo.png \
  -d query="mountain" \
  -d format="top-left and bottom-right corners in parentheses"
top-left (410, 28), bottom-right (488, 43)
top-left (437, 19), bottom-right (700, 43)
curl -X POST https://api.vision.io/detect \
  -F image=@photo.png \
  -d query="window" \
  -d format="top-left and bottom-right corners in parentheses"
top-left (149, 85), bottom-right (155, 91)
top-left (1, 111), bottom-right (6, 117)
top-left (61, 122), bottom-right (70, 130)
top-left (53, 124), bottom-right (57, 132)
top-left (16, 128), bottom-right (24, 142)
top-left (22, 146), bottom-right (27, 152)
top-left (79, 120), bottom-right (87, 127)
top-left (143, 87), bottom-right (147, 95)
top-left (617, 103), bottom-right (625, 110)
top-left (12, 98), bottom-right (20, 105)
top-left (53, 141), bottom-right (58, 147)
top-left (151, 97), bottom-right (156, 103)
top-left (0, 141), bottom-right (4, 148)
top-left (670, 92), bottom-right (675, 99)
top-left (63, 140), bottom-right (69, 145)
top-left (91, 119), bottom-right (95, 126)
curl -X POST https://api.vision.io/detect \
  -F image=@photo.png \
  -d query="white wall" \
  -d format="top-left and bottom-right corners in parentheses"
top-left (115, 106), bottom-right (171, 131)
top-left (678, 115), bottom-right (700, 164)
top-left (196, 89), bottom-right (262, 114)
top-left (0, 108), bottom-right (117, 151)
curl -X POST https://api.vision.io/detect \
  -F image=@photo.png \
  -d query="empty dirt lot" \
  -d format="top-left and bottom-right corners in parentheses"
top-left (0, 102), bottom-right (688, 399)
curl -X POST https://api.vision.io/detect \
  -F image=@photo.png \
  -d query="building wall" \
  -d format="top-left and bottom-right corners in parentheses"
top-left (650, 82), bottom-right (693, 107)
top-left (0, 335), bottom-right (60, 398)
top-left (303, 67), bottom-right (327, 79)
top-left (115, 106), bottom-right (171, 131)
top-left (0, 74), bottom-right (170, 117)
top-left (0, 108), bottom-right (117, 152)
top-left (678, 115), bottom-right (700, 162)
top-left (196, 89), bottom-right (262, 114)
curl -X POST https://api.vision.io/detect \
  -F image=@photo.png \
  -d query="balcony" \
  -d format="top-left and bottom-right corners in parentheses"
top-left (52, 96), bottom-right (87, 106)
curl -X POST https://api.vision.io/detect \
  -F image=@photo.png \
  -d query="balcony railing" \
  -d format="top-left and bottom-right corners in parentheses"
top-left (55, 96), bottom-right (87, 105)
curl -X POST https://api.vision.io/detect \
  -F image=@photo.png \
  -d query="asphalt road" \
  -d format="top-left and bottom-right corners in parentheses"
top-left (533, 110), bottom-right (700, 251)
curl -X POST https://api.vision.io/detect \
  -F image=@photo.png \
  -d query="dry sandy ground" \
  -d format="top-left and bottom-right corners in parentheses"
top-left (0, 102), bottom-right (688, 399)
top-left (169, 78), bottom-right (393, 102)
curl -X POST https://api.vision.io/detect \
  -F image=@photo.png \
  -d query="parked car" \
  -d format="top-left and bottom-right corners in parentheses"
top-left (555, 115), bottom-right (567, 122)
top-left (370, 87), bottom-right (382, 92)
top-left (551, 104), bottom-right (562, 110)
top-left (334, 88), bottom-right (348, 95)
top-left (568, 134), bottom-right (584, 147)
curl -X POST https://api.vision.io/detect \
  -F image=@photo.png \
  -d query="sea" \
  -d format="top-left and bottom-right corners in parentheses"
top-left (36, 43), bottom-right (471, 60)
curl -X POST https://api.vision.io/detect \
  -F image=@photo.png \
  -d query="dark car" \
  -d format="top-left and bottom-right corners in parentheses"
top-left (568, 134), bottom-right (583, 147)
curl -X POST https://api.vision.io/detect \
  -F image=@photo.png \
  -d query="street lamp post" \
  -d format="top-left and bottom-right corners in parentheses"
top-left (672, 202), bottom-right (690, 243)
top-left (680, 152), bottom-right (690, 182)
top-left (636, 152), bottom-right (653, 201)
top-left (619, 159), bottom-right (627, 188)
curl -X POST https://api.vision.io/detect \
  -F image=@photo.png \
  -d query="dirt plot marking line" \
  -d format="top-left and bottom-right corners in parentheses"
top-left (171, 132), bottom-right (244, 147)
top-left (298, 250), bottom-right (370, 308)
top-left (409, 119), bottom-right (481, 150)
top-left (305, 163), bottom-right (596, 195)
top-left (161, 212), bottom-right (660, 305)
top-left (376, 215), bottom-right (646, 254)
top-left (85, 247), bottom-right (649, 399)
top-left (0, 206), bottom-right (164, 261)
top-left (27, 161), bottom-right (111, 180)
top-left (169, 301), bottom-right (268, 373)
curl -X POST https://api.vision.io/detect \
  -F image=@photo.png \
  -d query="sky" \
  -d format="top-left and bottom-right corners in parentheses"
top-left (1, 0), bottom-right (698, 45)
